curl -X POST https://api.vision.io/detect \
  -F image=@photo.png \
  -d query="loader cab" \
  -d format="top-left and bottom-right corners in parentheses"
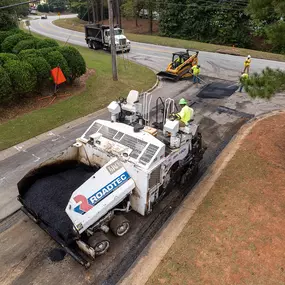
top-left (171, 51), bottom-right (190, 69)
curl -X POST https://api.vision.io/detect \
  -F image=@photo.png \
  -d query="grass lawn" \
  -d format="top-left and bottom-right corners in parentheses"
top-left (0, 30), bottom-right (156, 150)
top-left (147, 113), bottom-right (285, 285)
top-left (53, 17), bottom-right (285, 62)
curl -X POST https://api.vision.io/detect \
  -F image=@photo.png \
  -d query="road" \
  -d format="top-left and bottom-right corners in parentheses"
top-left (1, 15), bottom-right (285, 285)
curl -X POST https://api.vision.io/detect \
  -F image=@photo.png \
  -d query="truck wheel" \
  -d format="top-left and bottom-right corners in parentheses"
top-left (88, 232), bottom-right (110, 256)
top-left (110, 215), bottom-right (130, 237)
top-left (88, 41), bottom-right (93, 49)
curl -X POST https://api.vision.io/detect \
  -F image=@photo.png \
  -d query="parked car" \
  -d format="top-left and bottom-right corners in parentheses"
top-left (41, 14), bottom-right (47, 19)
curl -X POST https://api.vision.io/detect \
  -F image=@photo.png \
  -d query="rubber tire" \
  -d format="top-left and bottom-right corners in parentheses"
top-left (110, 215), bottom-right (130, 237)
top-left (88, 41), bottom-right (93, 49)
top-left (88, 232), bottom-right (110, 256)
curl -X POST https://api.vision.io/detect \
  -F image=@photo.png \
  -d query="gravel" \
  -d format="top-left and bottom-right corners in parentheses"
top-left (22, 163), bottom-right (97, 244)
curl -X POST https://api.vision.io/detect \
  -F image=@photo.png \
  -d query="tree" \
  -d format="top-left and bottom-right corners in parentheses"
top-left (244, 68), bottom-right (285, 99)
top-left (48, 0), bottom-right (67, 12)
top-left (43, 3), bottom-right (50, 13)
top-left (247, 0), bottom-right (285, 52)
top-left (37, 4), bottom-right (44, 12)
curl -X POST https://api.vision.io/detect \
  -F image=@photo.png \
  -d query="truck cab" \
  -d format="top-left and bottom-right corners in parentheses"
top-left (85, 24), bottom-right (130, 53)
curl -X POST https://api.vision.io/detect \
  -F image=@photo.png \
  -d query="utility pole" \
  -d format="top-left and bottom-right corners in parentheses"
top-left (91, 0), bottom-right (96, 23)
top-left (107, 0), bottom-right (118, 81)
top-left (116, 0), bottom-right (121, 27)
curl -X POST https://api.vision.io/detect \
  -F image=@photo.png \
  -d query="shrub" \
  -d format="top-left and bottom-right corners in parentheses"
top-left (12, 39), bottom-right (38, 54)
top-left (0, 29), bottom-right (24, 51)
top-left (23, 56), bottom-right (51, 85)
top-left (18, 49), bottom-right (41, 60)
top-left (2, 33), bottom-right (32, 53)
top-left (0, 53), bottom-right (18, 65)
top-left (37, 4), bottom-right (44, 12)
top-left (36, 38), bottom-right (59, 49)
top-left (45, 50), bottom-right (71, 78)
top-left (0, 66), bottom-right (13, 103)
top-left (43, 3), bottom-right (50, 13)
top-left (49, 4), bottom-right (54, 12)
top-left (38, 47), bottom-right (58, 59)
top-left (4, 60), bottom-right (37, 95)
top-left (59, 46), bottom-right (86, 80)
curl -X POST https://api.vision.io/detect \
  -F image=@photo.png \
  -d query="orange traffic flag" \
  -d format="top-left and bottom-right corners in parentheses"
top-left (51, 67), bottom-right (66, 85)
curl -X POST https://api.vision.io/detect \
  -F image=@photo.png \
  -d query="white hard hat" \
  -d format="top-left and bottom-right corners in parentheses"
top-left (247, 55), bottom-right (251, 58)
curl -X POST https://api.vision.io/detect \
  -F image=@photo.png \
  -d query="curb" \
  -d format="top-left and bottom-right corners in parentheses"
top-left (119, 109), bottom-right (285, 285)
top-left (0, 79), bottom-right (159, 161)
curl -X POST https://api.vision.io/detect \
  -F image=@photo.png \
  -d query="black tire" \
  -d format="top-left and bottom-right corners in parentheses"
top-left (110, 215), bottom-right (130, 237)
top-left (88, 40), bottom-right (93, 49)
top-left (88, 232), bottom-right (110, 256)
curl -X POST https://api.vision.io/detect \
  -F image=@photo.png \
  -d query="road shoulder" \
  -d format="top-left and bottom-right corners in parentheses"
top-left (120, 109), bottom-right (285, 285)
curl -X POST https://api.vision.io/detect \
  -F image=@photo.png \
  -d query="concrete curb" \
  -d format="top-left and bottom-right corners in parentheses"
top-left (119, 109), bottom-right (285, 285)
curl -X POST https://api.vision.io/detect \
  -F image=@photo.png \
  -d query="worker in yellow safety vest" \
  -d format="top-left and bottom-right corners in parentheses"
top-left (239, 72), bottom-right (249, 92)
top-left (191, 64), bottom-right (201, 84)
top-left (175, 98), bottom-right (194, 127)
top-left (243, 55), bottom-right (251, 73)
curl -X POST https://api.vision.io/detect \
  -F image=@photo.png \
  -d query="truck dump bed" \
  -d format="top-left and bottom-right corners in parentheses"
top-left (18, 161), bottom-right (98, 244)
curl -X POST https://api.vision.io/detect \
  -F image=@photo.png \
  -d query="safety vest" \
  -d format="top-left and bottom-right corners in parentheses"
top-left (191, 65), bottom-right (200, 76)
top-left (240, 73), bottom-right (249, 83)
top-left (177, 106), bottom-right (194, 124)
top-left (244, 59), bottom-right (251, 67)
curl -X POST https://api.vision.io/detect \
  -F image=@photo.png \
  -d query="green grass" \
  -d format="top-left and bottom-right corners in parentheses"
top-left (0, 28), bottom-right (156, 150)
top-left (53, 17), bottom-right (285, 62)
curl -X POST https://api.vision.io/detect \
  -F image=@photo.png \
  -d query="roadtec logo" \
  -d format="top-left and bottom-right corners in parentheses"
top-left (74, 172), bottom-right (130, 215)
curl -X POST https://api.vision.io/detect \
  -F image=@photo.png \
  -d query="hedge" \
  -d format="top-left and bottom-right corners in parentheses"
top-left (18, 49), bottom-right (41, 60)
top-left (45, 50), bottom-right (71, 78)
top-left (0, 66), bottom-right (13, 103)
top-left (0, 53), bottom-right (18, 65)
top-left (36, 39), bottom-right (58, 49)
top-left (13, 39), bottom-right (38, 54)
top-left (1, 33), bottom-right (32, 53)
top-left (38, 47), bottom-right (58, 59)
top-left (4, 60), bottom-right (37, 95)
top-left (23, 56), bottom-right (51, 84)
top-left (59, 46), bottom-right (86, 80)
top-left (0, 29), bottom-right (23, 52)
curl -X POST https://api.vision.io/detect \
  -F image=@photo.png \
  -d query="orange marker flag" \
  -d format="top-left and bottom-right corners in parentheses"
top-left (51, 67), bottom-right (66, 85)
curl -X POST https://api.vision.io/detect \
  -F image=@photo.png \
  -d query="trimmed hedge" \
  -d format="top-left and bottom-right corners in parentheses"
top-left (36, 39), bottom-right (59, 49)
top-left (0, 29), bottom-right (23, 51)
top-left (1, 33), bottom-right (32, 53)
top-left (18, 49), bottom-right (41, 60)
top-left (4, 60), bottom-right (37, 95)
top-left (45, 50), bottom-right (71, 78)
top-left (0, 53), bottom-right (18, 65)
top-left (38, 47), bottom-right (58, 60)
top-left (59, 46), bottom-right (86, 81)
top-left (23, 56), bottom-right (51, 84)
top-left (0, 66), bottom-right (13, 103)
top-left (13, 39), bottom-right (38, 54)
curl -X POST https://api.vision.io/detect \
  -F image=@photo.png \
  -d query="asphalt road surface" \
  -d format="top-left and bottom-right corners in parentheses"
top-left (1, 15), bottom-right (285, 285)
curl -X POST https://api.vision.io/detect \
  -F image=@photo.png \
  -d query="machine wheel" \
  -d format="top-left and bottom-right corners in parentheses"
top-left (162, 169), bottom-right (173, 189)
top-left (88, 232), bottom-right (110, 256)
top-left (110, 215), bottom-right (130, 237)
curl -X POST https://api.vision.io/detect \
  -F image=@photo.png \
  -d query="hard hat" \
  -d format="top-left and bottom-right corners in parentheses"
top-left (247, 55), bottom-right (251, 58)
top-left (179, 98), bottom-right (187, 105)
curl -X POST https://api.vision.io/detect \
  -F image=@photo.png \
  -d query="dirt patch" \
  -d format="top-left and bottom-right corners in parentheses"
top-left (0, 69), bottom-right (95, 124)
top-left (147, 113), bottom-right (285, 285)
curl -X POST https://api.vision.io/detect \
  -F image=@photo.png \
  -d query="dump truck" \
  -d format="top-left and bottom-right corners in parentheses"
top-left (157, 50), bottom-right (199, 81)
top-left (85, 24), bottom-right (131, 52)
top-left (18, 91), bottom-right (204, 268)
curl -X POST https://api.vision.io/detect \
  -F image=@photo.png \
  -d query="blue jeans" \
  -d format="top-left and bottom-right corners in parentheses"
top-left (239, 84), bottom-right (243, 92)
top-left (193, 75), bottom-right (200, 84)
